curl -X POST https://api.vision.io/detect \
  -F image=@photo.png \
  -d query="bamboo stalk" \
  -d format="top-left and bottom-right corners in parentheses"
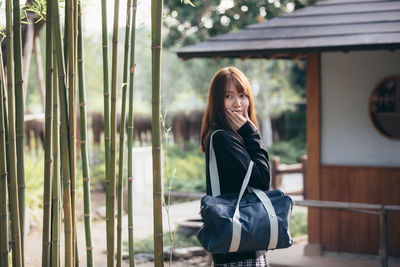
top-left (151, 0), bottom-right (164, 266)
top-left (116, 0), bottom-right (132, 264)
top-left (77, 3), bottom-right (94, 266)
top-left (22, 21), bottom-right (34, 103)
top-left (127, 1), bottom-right (138, 265)
top-left (67, 0), bottom-right (77, 264)
top-left (5, 0), bottom-right (23, 264)
top-left (2, 65), bottom-right (11, 267)
top-left (53, 0), bottom-right (73, 265)
top-left (13, 0), bottom-right (26, 261)
top-left (33, 38), bottom-right (46, 111)
top-left (64, 0), bottom-right (69, 78)
top-left (101, 0), bottom-right (111, 257)
top-left (0, 45), bottom-right (9, 267)
top-left (41, 0), bottom-right (54, 263)
top-left (108, 0), bottom-right (121, 263)
top-left (51, 33), bottom-right (61, 267)
top-left (74, 0), bottom-right (79, 265)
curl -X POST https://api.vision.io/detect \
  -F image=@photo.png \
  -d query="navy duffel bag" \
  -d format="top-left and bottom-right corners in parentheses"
top-left (197, 186), bottom-right (293, 253)
top-left (197, 131), bottom-right (293, 254)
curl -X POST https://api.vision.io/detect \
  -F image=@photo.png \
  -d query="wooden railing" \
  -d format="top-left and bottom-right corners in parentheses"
top-left (271, 155), bottom-right (307, 197)
top-left (294, 199), bottom-right (400, 267)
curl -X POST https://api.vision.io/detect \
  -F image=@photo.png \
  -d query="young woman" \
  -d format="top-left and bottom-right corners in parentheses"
top-left (200, 67), bottom-right (271, 266)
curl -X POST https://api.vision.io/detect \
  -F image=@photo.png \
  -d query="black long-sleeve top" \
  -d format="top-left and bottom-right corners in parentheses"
top-left (205, 121), bottom-right (271, 264)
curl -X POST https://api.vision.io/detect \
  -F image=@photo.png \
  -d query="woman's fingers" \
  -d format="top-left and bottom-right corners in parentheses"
top-left (226, 109), bottom-right (246, 131)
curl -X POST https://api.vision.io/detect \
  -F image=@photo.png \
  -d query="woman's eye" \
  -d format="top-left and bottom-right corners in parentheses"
top-left (240, 94), bottom-right (246, 98)
top-left (225, 95), bottom-right (232, 98)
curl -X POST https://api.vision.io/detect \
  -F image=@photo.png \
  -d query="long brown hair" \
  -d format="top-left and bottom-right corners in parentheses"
top-left (200, 67), bottom-right (258, 152)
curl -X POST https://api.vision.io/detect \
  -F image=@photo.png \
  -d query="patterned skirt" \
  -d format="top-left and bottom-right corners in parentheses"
top-left (214, 253), bottom-right (269, 267)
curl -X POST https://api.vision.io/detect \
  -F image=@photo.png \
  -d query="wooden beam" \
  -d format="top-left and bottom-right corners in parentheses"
top-left (306, 53), bottom-right (321, 245)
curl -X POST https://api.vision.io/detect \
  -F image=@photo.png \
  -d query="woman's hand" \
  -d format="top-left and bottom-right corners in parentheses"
top-left (226, 109), bottom-right (247, 131)
top-left (243, 107), bottom-right (257, 130)
top-left (226, 107), bottom-right (257, 131)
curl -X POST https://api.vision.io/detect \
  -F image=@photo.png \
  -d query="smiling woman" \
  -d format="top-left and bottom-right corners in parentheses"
top-left (200, 67), bottom-right (258, 151)
top-left (199, 67), bottom-right (271, 266)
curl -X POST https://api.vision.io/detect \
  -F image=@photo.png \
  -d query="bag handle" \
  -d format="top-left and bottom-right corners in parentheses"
top-left (209, 130), bottom-right (222, 196)
top-left (209, 130), bottom-right (254, 197)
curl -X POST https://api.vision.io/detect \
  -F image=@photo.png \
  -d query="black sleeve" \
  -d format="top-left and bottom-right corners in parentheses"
top-left (212, 123), bottom-right (270, 194)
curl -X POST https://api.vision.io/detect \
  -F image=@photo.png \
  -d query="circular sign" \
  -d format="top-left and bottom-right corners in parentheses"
top-left (369, 76), bottom-right (400, 139)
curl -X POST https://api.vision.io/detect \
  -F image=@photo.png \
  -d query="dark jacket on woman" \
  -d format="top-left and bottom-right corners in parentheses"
top-left (205, 121), bottom-right (271, 264)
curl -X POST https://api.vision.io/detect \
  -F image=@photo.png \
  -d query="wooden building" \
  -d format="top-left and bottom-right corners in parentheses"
top-left (177, 0), bottom-right (400, 257)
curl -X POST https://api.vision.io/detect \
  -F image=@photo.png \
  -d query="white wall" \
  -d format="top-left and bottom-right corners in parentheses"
top-left (321, 50), bottom-right (400, 167)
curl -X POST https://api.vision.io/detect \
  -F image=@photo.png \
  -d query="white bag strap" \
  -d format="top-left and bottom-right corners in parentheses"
top-left (209, 130), bottom-right (222, 196)
top-left (248, 186), bottom-right (278, 249)
top-left (229, 161), bottom-right (254, 252)
top-left (209, 130), bottom-right (254, 198)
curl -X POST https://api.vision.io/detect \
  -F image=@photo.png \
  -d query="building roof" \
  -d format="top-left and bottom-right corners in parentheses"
top-left (176, 0), bottom-right (400, 59)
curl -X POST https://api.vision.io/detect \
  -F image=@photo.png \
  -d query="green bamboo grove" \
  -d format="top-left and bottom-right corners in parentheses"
top-left (0, 0), bottom-right (168, 265)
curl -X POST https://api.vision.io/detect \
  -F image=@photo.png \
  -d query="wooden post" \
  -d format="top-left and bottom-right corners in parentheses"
top-left (305, 52), bottom-right (322, 253)
top-left (379, 210), bottom-right (388, 267)
top-left (301, 155), bottom-right (307, 199)
top-left (271, 157), bottom-right (279, 189)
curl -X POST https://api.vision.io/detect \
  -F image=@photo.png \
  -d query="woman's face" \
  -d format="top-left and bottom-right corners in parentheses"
top-left (224, 82), bottom-right (249, 117)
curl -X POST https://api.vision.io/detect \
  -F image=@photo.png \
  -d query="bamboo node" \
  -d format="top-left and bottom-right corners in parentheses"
top-left (44, 201), bottom-right (51, 206)
top-left (154, 192), bottom-right (162, 197)
top-left (86, 246), bottom-right (93, 251)
top-left (83, 177), bottom-right (90, 181)
top-left (18, 184), bottom-right (26, 189)
top-left (151, 45), bottom-right (161, 50)
top-left (79, 102), bottom-right (86, 107)
top-left (84, 213), bottom-right (90, 217)
top-left (16, 134), bottom-right (24, 137)
top-left (127, 177), bottom-right (134, 181)
top-left (78, 58), bottom-right (83, 63)
top-left (128, 226), bottom-right (134, 229)
top-left (45, 159), bottom-right (53, 164)
top-left (80, 140), bottom-right (88, 144)
top-left (43, 241), bottom-right (51, 246)
top-left (102, 45), bottom-right (108, 48)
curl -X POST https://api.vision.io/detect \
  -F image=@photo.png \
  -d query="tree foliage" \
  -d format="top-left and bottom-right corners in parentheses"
top-left (163, 0), bottom-right (318, 48)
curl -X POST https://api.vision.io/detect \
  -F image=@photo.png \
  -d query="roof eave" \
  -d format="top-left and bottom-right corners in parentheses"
top-left (177, 43), bottom-right (400, 60)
